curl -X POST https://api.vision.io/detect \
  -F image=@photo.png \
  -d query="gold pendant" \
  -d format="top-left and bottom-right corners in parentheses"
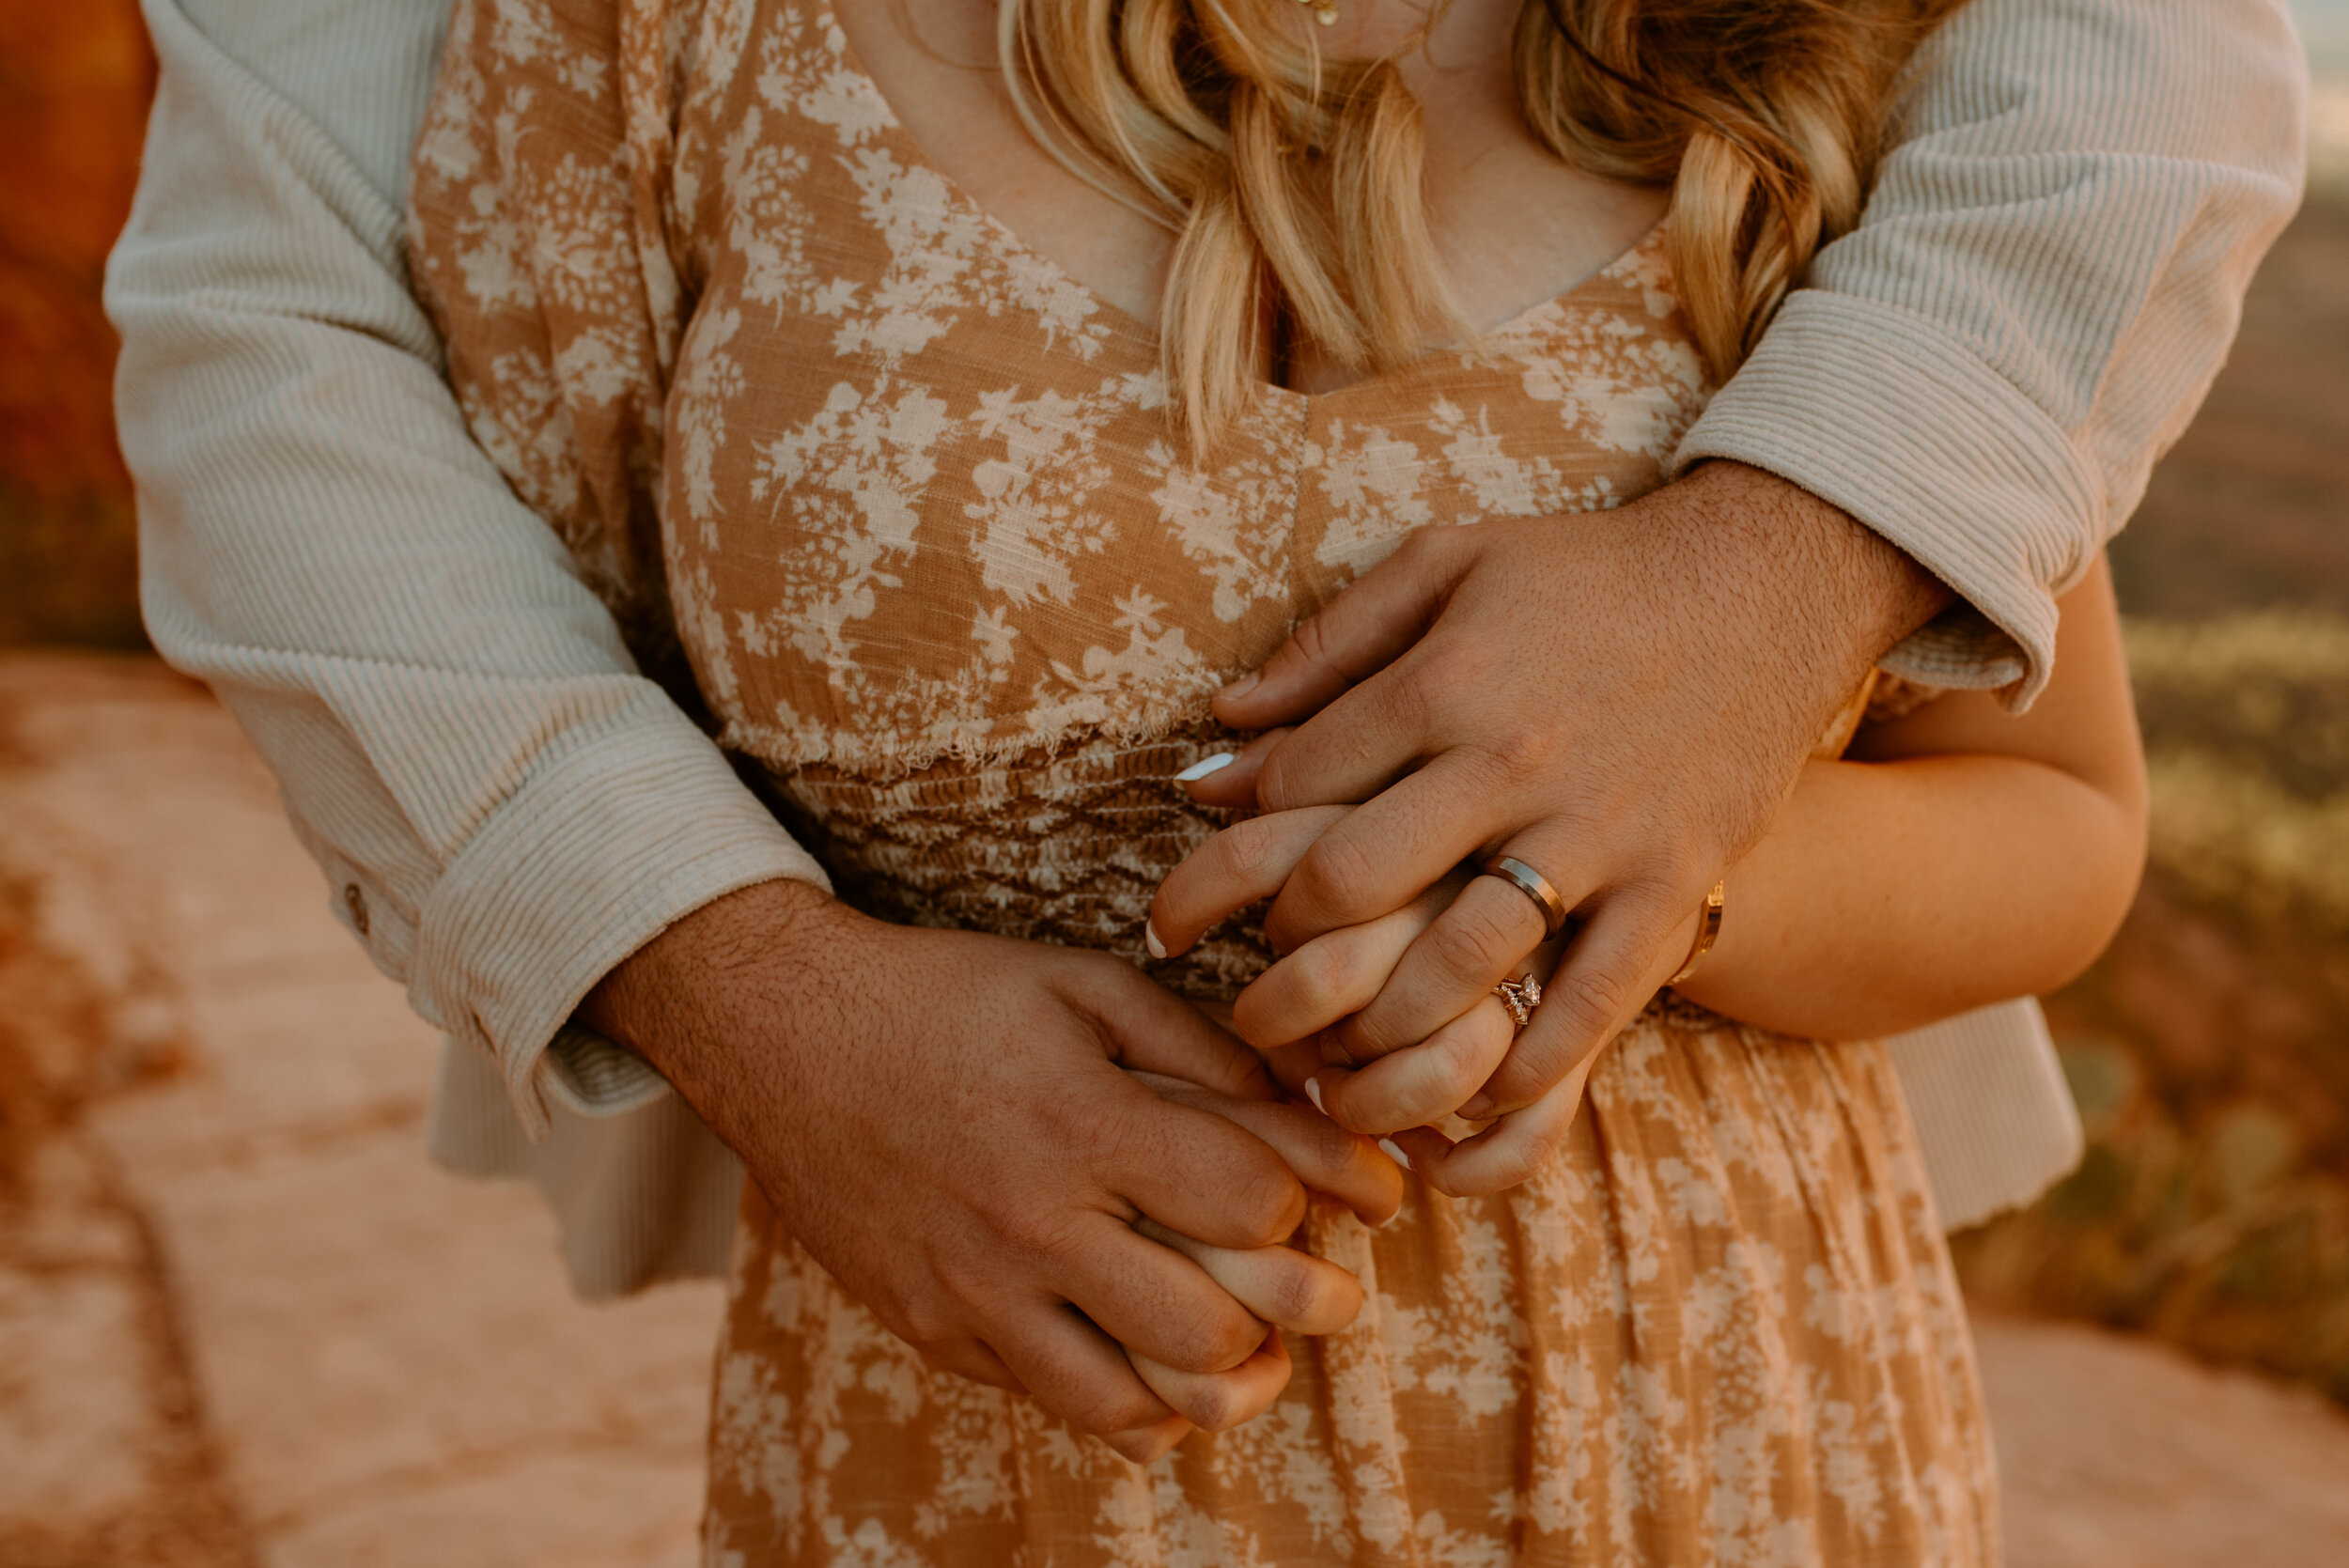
top-left (1290, 0), bottom-right (1340, 25)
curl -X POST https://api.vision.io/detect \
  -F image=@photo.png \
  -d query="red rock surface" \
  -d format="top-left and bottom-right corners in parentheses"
top-left (0, 2), bottom-right (154, 647)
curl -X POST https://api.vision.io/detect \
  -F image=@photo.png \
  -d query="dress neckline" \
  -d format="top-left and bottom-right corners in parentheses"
top-left (812, 0), bottom-right (1666, 407)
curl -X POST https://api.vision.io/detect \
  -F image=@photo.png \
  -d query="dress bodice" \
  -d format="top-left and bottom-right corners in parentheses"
top-left (656, 5), bottom-right (1708, 982)
top-left (409, 0), bottom-right (1717, 988)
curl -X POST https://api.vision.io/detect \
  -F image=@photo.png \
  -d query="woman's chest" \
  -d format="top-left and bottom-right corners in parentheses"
top-left (653, 5), bottom-right (1711, 776)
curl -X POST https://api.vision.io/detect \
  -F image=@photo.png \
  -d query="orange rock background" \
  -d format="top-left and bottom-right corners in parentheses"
top-left (0, 0), bottom-right (155, 648)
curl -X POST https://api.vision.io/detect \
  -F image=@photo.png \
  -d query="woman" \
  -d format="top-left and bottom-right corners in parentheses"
top-left (406, 0), bottom-right (2147, 1560)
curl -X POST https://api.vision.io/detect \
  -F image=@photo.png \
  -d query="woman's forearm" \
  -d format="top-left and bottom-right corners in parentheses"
top-left (1668, 754), bottom-right (2145, 1040)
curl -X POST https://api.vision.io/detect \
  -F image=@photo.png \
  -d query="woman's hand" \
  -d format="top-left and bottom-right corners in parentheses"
top-left (1161, 462), bottom-right (1943, 1188)
top-left (583, 878), bottom-right (1377, 1464)
top-left (1150, 800), bottom-right (1698, 1196)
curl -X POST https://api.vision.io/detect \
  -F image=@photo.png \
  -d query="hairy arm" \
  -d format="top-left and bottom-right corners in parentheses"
top-left (1660, 557), bottom-right (2148, 1040)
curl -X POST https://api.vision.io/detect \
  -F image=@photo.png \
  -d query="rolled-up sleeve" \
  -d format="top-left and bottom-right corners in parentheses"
top-left (1675, 0), bottom-right (2307, 705)
top-left (108, 0), bottom-right (830, 1137)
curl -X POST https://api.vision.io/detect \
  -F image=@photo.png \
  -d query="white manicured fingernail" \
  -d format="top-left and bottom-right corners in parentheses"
top-left (1377, 1137), bottom-right (1411, 1172)
top-left (1173, 752), bottom-right (1236, 784)
top-left (1143, 920), bottom-right (1168, 960)
top-left (1304, 1076), bottom-right (1326, 1113)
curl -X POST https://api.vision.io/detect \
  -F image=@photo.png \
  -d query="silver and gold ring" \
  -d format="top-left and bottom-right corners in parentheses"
top-left (1481, 854), bottom-right (1569, 939)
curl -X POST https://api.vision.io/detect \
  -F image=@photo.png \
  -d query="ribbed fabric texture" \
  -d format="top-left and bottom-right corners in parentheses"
top-left (110, 0), bottom-right (832, 1156)
top-left (1884, 997), bottom-right (2085, 1233)
top-left (429, 1038), bottom-right (742, 1296)
top-left (1679, 0), bottom-right (2307, 706)
top-left (108, 0), bottom-right (2301, 1295)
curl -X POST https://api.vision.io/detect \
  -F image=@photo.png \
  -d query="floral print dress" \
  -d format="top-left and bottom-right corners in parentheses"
top-left (405, 1), bottom-right (2000, 1561)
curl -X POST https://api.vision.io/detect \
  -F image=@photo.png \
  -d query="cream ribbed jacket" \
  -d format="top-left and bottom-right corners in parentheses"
top-left (108, 0), bottom-right (2305, 1297)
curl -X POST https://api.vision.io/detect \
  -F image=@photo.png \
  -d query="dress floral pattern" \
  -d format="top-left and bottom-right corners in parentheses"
top-left (407, 2), bottom-right (1999, 1561)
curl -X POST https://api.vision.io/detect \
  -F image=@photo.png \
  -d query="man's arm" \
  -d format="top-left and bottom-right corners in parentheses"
top-left (1677, 0), bottom-right (2308, 706)
top-left (107, 0), bottom-right (830, 1135)
top-left (1184, 0), bottom-right (2307, 1189)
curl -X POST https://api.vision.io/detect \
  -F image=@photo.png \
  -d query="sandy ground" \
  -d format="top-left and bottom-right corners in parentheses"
top-left (3, 652), bottom-right (2347, 1567)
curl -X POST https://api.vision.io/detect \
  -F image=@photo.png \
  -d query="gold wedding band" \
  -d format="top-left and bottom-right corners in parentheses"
top-left (1481, 855), bottom-right (1568, 939)
top-left (1666, 880), bottom-right (1727, 988)
top-left (1492, 973), bottom-right (1543, 1030)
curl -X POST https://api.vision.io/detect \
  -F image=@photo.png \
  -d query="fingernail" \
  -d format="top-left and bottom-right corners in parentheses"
top-left (1173, 752), bottom-right (1236, 784)
top-left (1221, 671), bottom-right (1261, 701)
top-left (1377, 1137), bottom-right (1412, 1172)
top-left (1304, 1076), bottom-right (1326, 1113)
top-left (1458, 1095), bottom-right (1493, 1120)
top-left (1144, 920), bottom-right (1168, 961)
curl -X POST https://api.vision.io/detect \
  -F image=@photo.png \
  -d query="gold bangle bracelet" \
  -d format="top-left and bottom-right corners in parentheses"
top-left (1666, 880), bottom-right (1726, 988)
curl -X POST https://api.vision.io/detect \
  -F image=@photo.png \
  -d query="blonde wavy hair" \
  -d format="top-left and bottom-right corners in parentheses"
top-left (1000, 0), bottom-right (1964, 446)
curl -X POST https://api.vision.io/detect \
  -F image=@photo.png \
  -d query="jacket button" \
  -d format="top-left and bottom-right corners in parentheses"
top-left (343, 883), bottom-right (370, 936)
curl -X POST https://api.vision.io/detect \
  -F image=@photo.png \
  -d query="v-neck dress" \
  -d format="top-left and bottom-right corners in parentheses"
top-left (406, 2), bottom-right (1999, 1561)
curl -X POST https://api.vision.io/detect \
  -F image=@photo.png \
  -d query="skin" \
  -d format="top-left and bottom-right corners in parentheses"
top-left (1152, 558), bottom-right (2147, 1190)
top-left (584, 0), bottom-right (2018, 1456)
top-left (584, 882), bottom-right (1402, 1464)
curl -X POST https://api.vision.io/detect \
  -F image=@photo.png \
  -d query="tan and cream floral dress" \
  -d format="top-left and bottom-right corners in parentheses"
top-left (407, 1), bottom-right (1999, 1561)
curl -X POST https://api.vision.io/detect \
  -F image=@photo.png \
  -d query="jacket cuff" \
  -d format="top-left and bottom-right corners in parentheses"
top-left (1672, 289), bottom-right (2104, 707)
top-left (409, 710), bottom-right (829, 1137)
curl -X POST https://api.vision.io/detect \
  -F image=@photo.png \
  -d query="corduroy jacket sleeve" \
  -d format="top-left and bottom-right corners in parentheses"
top-left (107, 0), bottom-right (831, 1138)
top-left (1677, 0), bottom-right (2307, 706)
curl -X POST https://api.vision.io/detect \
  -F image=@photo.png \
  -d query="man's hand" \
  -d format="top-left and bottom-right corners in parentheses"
top-left (1177, 462), bottom-right (1949, 1189)
top-left (583, 878), bottom-right (1394, 1463)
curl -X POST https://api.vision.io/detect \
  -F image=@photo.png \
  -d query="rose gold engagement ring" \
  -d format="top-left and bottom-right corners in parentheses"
top-left (1492, 973), bottom-right (1543, 1031)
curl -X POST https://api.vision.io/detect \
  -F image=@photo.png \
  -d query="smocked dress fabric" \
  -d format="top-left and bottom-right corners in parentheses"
top-left (405, 1), bottom-right (2000, 1560)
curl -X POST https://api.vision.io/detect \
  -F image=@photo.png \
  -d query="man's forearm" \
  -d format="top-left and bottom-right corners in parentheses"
top-left (1688, 460), bottom-right (1952, 671)
top-left (579, 877), bottom-right (842, 1116)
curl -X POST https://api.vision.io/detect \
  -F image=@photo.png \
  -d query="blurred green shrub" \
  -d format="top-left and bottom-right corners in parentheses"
top-left (2132, 612), bottom-right (2349, 934)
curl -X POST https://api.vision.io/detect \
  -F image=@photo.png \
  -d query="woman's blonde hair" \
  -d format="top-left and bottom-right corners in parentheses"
top-left (999, 0), bottom-right (1963, 447)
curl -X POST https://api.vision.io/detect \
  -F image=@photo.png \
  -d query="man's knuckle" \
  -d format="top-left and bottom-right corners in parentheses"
top-left (1476, 724), bottom-right (1555, 787)
top-left (1167, 1297), bottom-right (1261, 1373)
top-left (1338, 1013), bottom-right (1399, 1063)
top-left (1299, 834), bottom-right (1380, 919)
top-left (1555, 963), bottom-right (1632, 1032)
top-left (996, 1193), bottom-right (1094, 1266)
top-left (1428, 902), bottom-right (1517, 980)
top-left (1226, 1159), bottom-right (1305, 1246)
top-left (1383, 665), bottom-right (1439, 737)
